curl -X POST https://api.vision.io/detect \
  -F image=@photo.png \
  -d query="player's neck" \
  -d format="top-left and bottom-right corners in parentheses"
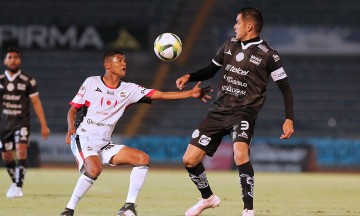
top-left (102, 74), bottom-right (121, 88)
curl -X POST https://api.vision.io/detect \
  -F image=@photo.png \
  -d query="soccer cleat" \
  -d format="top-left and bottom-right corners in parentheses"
top-left (60, 208), bottom-right (74, 216)
top-left (242, 209), bottom-right (255, 216)
top-left (6, 183), bottom-right (17, 197)
top-left (185, 194), bottom-right (221, 216)
top-left (6, 184), bottom-right (23, 198)
top-left (118, 203), bottom-right (137, 216)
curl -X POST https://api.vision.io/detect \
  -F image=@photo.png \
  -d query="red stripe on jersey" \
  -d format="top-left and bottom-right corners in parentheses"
top-left (85, 100), bottom-right (90, 107)
top-left (146, 89), bottom-right (157, 97)
top-left (100, 97), bottom-right (103, 106)
top-left (70, 102), bottom-right (84, 109)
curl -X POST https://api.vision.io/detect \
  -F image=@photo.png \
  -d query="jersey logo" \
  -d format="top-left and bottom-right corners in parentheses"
top-left (225, 49), bottom-right (232, 55)
top-left (235, 52), bottom-right (244, 62)
top-left (249, 55), bottom-right (262, 66)
top-left (95, 87), bottom-right (102, 92)
top-left (6, 83), bottom-right (15, 92)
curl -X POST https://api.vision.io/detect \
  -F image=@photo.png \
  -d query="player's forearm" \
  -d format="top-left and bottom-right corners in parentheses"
top-left (67, 107), bottom-right (77, 130)
top-left (151, 90), bottom-right (192, 100)
top-left (31, 98), bottom-right (48, 128)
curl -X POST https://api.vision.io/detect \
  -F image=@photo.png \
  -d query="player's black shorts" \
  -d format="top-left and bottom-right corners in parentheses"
top-left (0, 127), bottom-right (31, 152)
top-left (189, 111), bottom-right (256, 157)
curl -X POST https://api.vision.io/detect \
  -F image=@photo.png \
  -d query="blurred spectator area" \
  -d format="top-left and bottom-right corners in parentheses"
top-left (0, 0), bottom-right (359, 139)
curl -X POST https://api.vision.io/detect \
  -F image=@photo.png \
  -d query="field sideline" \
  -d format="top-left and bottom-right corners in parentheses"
top-left (0, 168), bottom-right (359, 216)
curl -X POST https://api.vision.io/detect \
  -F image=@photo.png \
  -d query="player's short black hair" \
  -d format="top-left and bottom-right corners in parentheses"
top-left (3, 47), bottom-right (21, 59)
top-left (102, 50), bottom-right (125, 63)
top-left (239, 7), bottom-right (263, 33)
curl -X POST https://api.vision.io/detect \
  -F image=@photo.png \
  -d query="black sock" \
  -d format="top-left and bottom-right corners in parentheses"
top-left (237, 161), bottom-right (254, 210)
top-left (186, 163), bottom-right (213, 199)
top-left (17, 159), bottom-right (27, 188)
top-left (5, 160), bottom-right (17, 183)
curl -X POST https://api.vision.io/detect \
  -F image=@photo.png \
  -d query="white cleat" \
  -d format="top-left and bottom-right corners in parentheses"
top-left (185, 194), bottom-right (220, 216)
top-left (6, 183), bottom-right (16, 198)
top-left (242, 209), bottom-right (254, 216)
top-left (6, 184), bottom-right (23, 198)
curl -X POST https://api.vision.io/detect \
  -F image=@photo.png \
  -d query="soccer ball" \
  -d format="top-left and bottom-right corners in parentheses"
top-left (154, 33), bottom-right (182, 61)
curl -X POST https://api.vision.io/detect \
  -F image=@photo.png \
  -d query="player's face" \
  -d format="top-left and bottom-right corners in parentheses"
top-left (234, 14), bottom-right (247, 41)
top-left (4, 52), bottom-right (21, 73)
top-left (108, 54), bottom-right (126, 78)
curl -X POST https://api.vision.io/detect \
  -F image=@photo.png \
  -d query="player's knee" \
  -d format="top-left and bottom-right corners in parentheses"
top-left (138, 153), bottom-right (150, 165)
top-left (182, 155), bottom-right (198, 168)
top-left (234, 151), bottom-right (249, 164)
top-left (86, 166), bottom-right (102, 178)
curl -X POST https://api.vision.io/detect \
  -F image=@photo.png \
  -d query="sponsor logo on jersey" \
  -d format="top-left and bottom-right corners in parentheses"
top-left (225, 49), bottom-right (232, 55)
top-left (273, 54), bottom-right (280, 62)
top-left (249, 55), bottom-right (262, 66)
top-left (235, 52), bottom-right (244, 62)
top-left (3, 94), bottom-right (21, 101)
top-left (271, 67), bottom-right (287, 81)
top-left (223, 75), bottom-right (247, 87)
top-left (17, 83), bottom-right (26, 90)
top-left (95, 87), bottom-right (102, 92)
top-left (225, 64), bottom-right (249, 76)
top-left (221, 85), bottom-right (246, 96)
top-left (231, 37), bottom-right (238, 42)
top-left (107, 91), bottom-right (114, 95)
top-left (258, 44), bottom-right (268, 53)
top-left (118, 91), bottom-right (127, 97)
top-left (198, 134), bottom-right (211, 146)
top-left (86, 118), bottom-right (114, 128)
top-left (30, 79), bottom-right (36, 87)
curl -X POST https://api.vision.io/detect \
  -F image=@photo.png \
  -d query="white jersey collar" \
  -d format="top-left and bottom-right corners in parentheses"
top-left (5, 70), bottom-right (21, 82)
top-left (241, 39), bottom-right (263, 50)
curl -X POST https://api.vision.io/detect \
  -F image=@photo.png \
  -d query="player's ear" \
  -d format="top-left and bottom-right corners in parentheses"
top-left (104, 61), bottom-right (110, 70)
top-left (246, 22), bottom-right (253, 32)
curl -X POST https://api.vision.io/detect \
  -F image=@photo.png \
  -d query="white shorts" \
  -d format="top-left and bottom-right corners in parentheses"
top-left (70, 134), bottom-right (125, 172)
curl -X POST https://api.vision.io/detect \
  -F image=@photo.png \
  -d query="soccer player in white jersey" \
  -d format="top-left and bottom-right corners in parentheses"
top-left (176, 7), bottom-right (294, 216)
top-left (60, 50), bottom-right (212, 216)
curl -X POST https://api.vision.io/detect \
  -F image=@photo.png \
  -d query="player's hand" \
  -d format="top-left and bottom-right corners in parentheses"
top-left (65, 128), bottom-right (76, 144)
top-left (280, 119), bottom-right (294, 139)
top-left (41, 126), bottom-right (50, 140)
top-left (176, 74), bottom-right (190, 90)
top-left (191, 82), bottom-right (213, 102)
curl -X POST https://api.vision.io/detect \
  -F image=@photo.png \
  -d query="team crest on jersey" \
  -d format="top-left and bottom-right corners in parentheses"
top-left (236, 52), bottom-right (244, 62)
top-left (7, 83), bottom-right (15, 91)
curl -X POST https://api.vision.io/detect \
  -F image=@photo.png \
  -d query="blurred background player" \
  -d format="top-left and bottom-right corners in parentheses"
top-left (0, 47), bottom-right (50, 198)
top-left (176, 7), bottom-right (294, 216)
top-left (60, 50), bottom-right (211, 216)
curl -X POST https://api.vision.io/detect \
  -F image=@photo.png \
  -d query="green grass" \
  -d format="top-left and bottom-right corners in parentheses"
top-left (0, 168), bottom-right (360, 216)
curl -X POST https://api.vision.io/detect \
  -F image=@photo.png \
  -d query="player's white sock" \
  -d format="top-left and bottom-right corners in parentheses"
top-left (66, 174), bottom-right (95, 209)
top-left (125, 166), bottom-right (149, 203)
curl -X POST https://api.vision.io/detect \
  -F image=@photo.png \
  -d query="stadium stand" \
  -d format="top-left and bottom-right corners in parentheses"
top-left (0, 0), bottom-right (359, 139)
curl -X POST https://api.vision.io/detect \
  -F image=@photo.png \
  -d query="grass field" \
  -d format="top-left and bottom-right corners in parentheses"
top-left (0, 167), bottom-right (359, 216)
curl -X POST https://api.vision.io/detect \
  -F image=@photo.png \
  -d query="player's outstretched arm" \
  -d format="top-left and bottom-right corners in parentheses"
top-left (151, 81), bottom-right (212, 102)
top-left (280, 119), bottom-right (294, 139)
top-left (65, 106), bottom-right (78, 144)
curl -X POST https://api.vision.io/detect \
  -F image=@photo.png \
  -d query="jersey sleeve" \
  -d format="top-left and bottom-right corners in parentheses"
top-left (28, 77), bottom-right (39, 97)
top-left (212, 39), bottom-right (227, 67)
top-left (128, 83), bottom-right (155, 104)
top-left (267, 51), bottom-right (287, 81)
top-left (69, 78), bottom-right (91, 109)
